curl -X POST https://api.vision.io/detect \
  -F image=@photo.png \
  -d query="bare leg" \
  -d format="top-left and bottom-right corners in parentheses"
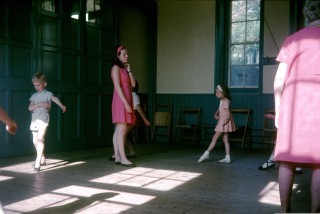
top-left (207, 132), bottom-right (223, 152)
top-left (198, 132), bottom-right (222, 162)
top-left (125, 126), bottom-right (135, 155)
top-left (311, 166), bottom-right (320, 213)
top-left (114, 123), bottom-right (132, 164)
top-left (278, 162), bottom-right (295, 213)
top-left (222, 133), bottom-right (230, 155)
top-left (32, 127), bottom-right (47, 169)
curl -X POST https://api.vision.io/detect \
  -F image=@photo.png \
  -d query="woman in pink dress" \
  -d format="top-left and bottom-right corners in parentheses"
top-left (111, 45), bottom-right (136, 167)
top-left (198, 85), bottom-right (236, 163)
top-left (274, 1), bottom-right (320, 212)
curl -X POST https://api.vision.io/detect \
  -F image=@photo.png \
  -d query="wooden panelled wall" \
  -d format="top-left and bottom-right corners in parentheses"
top-left (0, 1), bottom-right (117, 157)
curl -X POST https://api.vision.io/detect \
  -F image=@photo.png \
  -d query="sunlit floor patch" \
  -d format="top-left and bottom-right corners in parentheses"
top-left (90, 167), bottom-right (202, 191)
top-left (259, 181), bottom-right (299, 206)
top-left (0, 175), bottom-right (14, 181)
top-left (0, 159), bottom-right (85, 174)
top-left (4, 185), bottom-right (155, 213)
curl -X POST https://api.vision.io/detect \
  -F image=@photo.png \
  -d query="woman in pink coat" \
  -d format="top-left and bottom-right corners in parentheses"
top-left (274, 1), bottom-right (320, 212)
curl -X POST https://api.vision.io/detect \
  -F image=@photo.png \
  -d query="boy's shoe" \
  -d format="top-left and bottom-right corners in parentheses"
top-left (258, 159), bottom-right (275, 170)
top-left (219, 157), bottom-right (231, 163)
top-left (198, 151), bottom-right (210, 162)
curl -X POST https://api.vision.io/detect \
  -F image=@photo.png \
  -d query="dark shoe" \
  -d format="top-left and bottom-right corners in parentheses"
top-left (114, 161), bottom-right (121, 165)
top-left (258, 159), bottom-right (275, 170)
top-left (121, 162), bottom-right (136, 167)
top-left (126, 154), bottom-right (136, 158)
top-left (109, 156), bottom-right (116, 161)
top-left (295, 167), bottom-right (302, 174)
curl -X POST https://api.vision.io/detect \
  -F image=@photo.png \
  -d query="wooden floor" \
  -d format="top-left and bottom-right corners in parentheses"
top-left (0, 143), bottom-right (312, 214)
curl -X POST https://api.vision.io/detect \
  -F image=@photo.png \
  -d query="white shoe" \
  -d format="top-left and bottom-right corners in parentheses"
top-left (219, 157), bottom-right (231, 163)
top-left (198, 151), bottom-right (210, 162)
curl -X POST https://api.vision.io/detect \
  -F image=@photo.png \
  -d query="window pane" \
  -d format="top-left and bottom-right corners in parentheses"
top-left (231, 45), bottom-right (244, 65)
top-left (231, 22), bottom-right (245, 43)
top-left (62, 0), bottom-right (80, 20)
top-left (246, 21), bottom-right (260, 42)
top-left (232, 1), bottom-right (246, 22)
top-left (247, 0), bottom-right (260, 20)
top-left (230, 66), bottom-right (244, 87)
top-left (245, 44), bottom-right (259, 64)
top-left (245, 65), bottom-right (259, 87)
top-left (42, 0), bottom-right (57, 13)
top-left (86, 0), bottom-right (101, 24)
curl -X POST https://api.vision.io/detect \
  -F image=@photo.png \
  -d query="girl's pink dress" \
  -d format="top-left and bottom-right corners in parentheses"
top-left (111, 67), bottom-right (135, 125)
top-left (274, 26), bottom-right (320, 164)
top-left (215, 98), bottom-right (236, 133)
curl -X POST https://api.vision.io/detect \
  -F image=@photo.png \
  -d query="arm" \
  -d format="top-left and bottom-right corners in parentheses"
top-left (125, 63), bottom-right (136, 88)
top-left (28, 101), bottom-right (51, 112)
top-left (222, 108), bottom-right (231, 126)
top-left (51, 96), bottom-right (67, 113)
top-left (0, 107), bottom-right (17, 135)
top-left (111, 65), bottom-right (132, 113)
top-left (214, 109), bottom-right (219, 120)
top-left (274, 62), bottom-right (287, 128)
top-left (136, 104), bottom-right (151, 126)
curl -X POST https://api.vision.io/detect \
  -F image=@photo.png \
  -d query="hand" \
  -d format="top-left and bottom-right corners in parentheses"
top-left (61, 105), bottom-right (67, 113)
top-left (214, 115), bottom-right (219, 120)
top-left (144, 120), bottom-right (151, 126)
top-left (41, 102), bottom-right (51, 109)
top-left (125, 103), bottom-right (132, 113)
top-left (124, 63), bottom-right (131, 72)
top-left (265, 113), bottom-right (275, 119)
top-left (6, 121), bottom-right (17, 135)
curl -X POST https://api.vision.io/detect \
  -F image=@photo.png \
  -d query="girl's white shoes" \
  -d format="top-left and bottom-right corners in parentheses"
top-left (198, 151), bottom-right (210, 162)
top-left (198, 151), bottom-right (231, 163)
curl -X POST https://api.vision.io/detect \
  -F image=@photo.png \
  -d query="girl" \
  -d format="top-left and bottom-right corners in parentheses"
top-left (111, 45), bottom-right (136, 167)
top-left (198, 84), bottom-right (236, 163)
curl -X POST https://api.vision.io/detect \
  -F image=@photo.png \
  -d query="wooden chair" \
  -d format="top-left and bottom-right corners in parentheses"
top-left (175, 108), bottom-right (201, 144)
top-left (261, 109), bottom-right (276, 150)
top-left (229, 108), bottom-right (252, 150)
top-left (152, 104), bottom-right (173, 143)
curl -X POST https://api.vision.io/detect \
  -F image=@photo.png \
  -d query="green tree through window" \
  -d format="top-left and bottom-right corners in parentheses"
top-left (229, 0), bottom-right (261, 88)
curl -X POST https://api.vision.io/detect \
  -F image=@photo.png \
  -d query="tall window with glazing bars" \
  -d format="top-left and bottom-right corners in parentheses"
top-left (229, 0), bottom-right (261, 88)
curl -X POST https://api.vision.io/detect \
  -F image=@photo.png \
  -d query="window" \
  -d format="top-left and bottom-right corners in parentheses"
top-left (229, 0), bottom-right (261, 88)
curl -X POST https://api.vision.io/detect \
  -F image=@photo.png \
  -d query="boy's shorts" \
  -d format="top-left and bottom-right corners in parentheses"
top-left (30, 112), bottom-right (49, 131)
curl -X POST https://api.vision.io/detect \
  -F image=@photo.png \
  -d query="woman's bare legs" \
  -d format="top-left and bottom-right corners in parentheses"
top-left (278, 162), bottom-right (295, 213)
top-left (113, 123), bottom-right (132, 164)
top-left (311, 166), bottom-right (320, 213)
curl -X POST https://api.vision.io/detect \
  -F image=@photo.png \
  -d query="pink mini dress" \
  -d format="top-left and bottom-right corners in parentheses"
top-left (111, 66), bottom-right (135, 125)
top-left (215, 98), bottom-right (236, 133)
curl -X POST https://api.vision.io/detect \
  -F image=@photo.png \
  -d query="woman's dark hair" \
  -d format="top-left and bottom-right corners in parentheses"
top-left (113, 45), bottom-right (126, 68)
top-left (218, 84), bottom-right (232, 100)
top-left (304, 0), bottom-right (320, 22)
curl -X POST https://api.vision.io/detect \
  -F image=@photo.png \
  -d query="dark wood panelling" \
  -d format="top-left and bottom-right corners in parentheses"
top-left (62, 20), bottom-right (80, 50)
top-left (42, 16), bottom-right (60, 47)
top-left (0, 45), bottom-right (8, 77)
top-left (86, 26), bottom-right (101, 54)
top-left (12, 46), bottom-right (33, 78)
top-left (11, 8), bottom-right (32, 42)
top-left (62, 54), bottom-right (79, 82)
top-left (42, 51), bottom-right (59, 80)
top-left (86, 57), bottom-right (100, 84)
